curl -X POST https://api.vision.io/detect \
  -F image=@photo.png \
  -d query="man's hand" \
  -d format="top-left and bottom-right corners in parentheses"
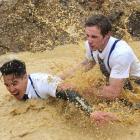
top-left (90, 111), bottom-right (119, 125)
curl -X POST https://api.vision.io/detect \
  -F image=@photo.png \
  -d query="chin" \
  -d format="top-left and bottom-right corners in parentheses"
top-left (92, 48), bottom-right (97, 51)
top-left (14, 95), bottom-right (23, 100)
top-left (93, 48), bottom-right (97, 50)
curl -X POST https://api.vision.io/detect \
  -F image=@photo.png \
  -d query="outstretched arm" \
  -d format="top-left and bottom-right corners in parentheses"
top-left (56, 89), bottom-right (93, 115)
top-left (56, 89), bottom-right (118, 124)
top-left (59, 58), bottom-right (95, 80)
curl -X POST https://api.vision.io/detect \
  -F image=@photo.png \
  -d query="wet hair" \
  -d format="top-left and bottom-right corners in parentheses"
top-left (85, 14), bottom-right (112, 37)
top-left (0, 59), bottom-right (26, 77)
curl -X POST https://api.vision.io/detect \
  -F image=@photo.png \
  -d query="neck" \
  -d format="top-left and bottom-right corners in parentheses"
top-left (98, 36), bottom-right (110, 52)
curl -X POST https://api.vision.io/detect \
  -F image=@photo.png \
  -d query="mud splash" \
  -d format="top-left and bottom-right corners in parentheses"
top-left (0, 0), bottom-right (140, 54)
top-left (0, 42), bottom-right (140, 140)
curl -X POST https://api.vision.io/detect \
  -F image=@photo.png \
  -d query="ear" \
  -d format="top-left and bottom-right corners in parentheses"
top-left (103, 32), bottom-right (111, 42)
top-left (23, 73), bottom-right (28, 79)
top-left (105, 32), bottom-right (111, 39)
top-left (106, 32), bottom-right (111, 39)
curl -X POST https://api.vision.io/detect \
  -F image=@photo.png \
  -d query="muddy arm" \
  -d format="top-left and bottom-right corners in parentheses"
top-left (56, 89), bottom-right (93, 115)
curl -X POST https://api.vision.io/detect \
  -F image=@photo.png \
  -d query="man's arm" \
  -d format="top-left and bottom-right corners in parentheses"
top-left (99, 51), bottom-right (134, 100)
top-left (59, 58), bottom-right (96, 80)
top-left (56, 88), bottom-right (118, 124)
top-left (97, 78), bottom-right (124, 100)
top-left (56, 89), bottom-right (93, 115)
top-left (81, 58), bottom-right (96, 71)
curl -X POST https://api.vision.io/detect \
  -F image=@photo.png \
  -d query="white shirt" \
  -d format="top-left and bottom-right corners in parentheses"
top-left (25, 73), bottom-right (62, 99)
top-left (84, 36), bottom-right (140, 79)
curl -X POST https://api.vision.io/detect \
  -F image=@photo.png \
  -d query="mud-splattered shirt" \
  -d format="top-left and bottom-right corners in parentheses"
top-left (25, 73), bottom-right (62, 99)
top-left (84, 36), bottom-right (140, 79)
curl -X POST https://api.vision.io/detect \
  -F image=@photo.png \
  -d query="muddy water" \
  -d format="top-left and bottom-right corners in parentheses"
top-left (0, 41), bottom-right (140, 140)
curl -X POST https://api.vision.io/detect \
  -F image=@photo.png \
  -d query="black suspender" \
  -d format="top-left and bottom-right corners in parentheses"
top-left (90, 47), bottom-right (94, 60)
top-left (29, 75), bottom-right (41, 98)
top-left (107, 39), bottom-right (120, 70)
top-left (89, 40), bottom-right (135, 90)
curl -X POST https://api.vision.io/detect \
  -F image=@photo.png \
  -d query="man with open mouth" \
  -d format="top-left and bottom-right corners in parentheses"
top-left (0, 59), bottom-right (118, 125)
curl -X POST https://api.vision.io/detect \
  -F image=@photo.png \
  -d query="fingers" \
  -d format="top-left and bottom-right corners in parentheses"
top-left (103, 112), bottom-right (118, 120)
top-left (90, 111), bottom-right (119, 126)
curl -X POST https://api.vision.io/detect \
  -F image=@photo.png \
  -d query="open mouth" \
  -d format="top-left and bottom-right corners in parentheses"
top-left (13, 92), bottom-right (19, 97)
top-left (89, 44), bottom-right (94, 50)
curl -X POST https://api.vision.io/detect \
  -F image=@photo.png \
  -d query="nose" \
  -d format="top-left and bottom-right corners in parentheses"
top-left (8, 85), bottom-right (17, 95)
top-left (87, 37), bottom-right (93, 44)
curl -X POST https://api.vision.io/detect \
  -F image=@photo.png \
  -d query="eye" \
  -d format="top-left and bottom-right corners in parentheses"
top-left (12, 81), bottom-right (18, 86)
top-left (4, 83), bottom-right (9, 88)
top-left (91, 35), bottom-right (97, 38)
top-left (86, 34), bottom-right (89, 38)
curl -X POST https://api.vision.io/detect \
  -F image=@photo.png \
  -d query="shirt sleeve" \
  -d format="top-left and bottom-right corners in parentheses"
top-left (110, 53), bottom-right (134, 79)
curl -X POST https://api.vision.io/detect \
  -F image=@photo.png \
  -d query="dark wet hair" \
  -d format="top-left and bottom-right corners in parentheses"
top-left (85, 14), bottom-right (112, 37)
top-left (0, 59), bottom-right (26, 77)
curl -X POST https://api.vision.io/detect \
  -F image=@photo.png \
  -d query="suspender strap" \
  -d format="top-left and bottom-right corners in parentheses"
top-left (90, 39), bottom-right (120, 74)
top-left (107, 39), bottom-right (120, 70)
top-left (22, 94), bottom-right (29, 100)
top-left (29, 75), bottom-right (41, 98)
top-left (90, 48), bottom-right (94, 60)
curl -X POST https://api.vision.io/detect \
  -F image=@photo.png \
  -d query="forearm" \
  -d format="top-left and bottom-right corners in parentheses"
top-left (56, 89), bottom-right (93, 115)
top-left (97, 78), bottom-right (124, 100)
top-left (59, 59), bottom-right (95, 80)
top-left (59, 64), bottom-right (81, 80)
top-left (81, 59), bottom-right (95, 72)
top-left (98, 85), bottom-right (121, 100)
top-left (56, 89), bottom-right (119, 123)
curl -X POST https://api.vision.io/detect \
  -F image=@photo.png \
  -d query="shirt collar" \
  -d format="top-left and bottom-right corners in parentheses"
top-left (24, 76), bottom-right (31, 99)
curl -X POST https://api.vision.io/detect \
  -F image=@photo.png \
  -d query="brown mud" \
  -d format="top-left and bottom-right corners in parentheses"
top-left (0, 41), bottom-right (140, 140)
top-left (0, 0), bottom-right (140, 54)
top-left (0, 0), bottom-right (140, 140)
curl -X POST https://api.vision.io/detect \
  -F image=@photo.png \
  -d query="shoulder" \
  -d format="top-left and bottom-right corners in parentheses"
top-left (30, 73), bottom-right (62, 83)
top-left (117, 39), bottom-right (130, 48)
top-left (109, 37), bottom-right (130, 48)
top-left (109, 39), bottom-right (135, 65)
top-left (30, 73), bottom-right (49, 79)
top-left (112, 39), bottom-right (133, 57)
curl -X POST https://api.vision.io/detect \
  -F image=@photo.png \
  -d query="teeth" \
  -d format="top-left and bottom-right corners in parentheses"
top-left (14, 92), bottom-right (19, 96)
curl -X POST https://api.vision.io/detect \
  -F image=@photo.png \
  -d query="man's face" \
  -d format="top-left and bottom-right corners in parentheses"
top-left (85, 26), bottom-right (109, 51)
top-left (3, 74), bottom-right (28, 100)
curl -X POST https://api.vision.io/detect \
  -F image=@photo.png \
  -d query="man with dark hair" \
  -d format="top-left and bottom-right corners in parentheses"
top-left (60, 14), bottom-right (140, 101)
top-left (0, 59), bottom-right (118, 124)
